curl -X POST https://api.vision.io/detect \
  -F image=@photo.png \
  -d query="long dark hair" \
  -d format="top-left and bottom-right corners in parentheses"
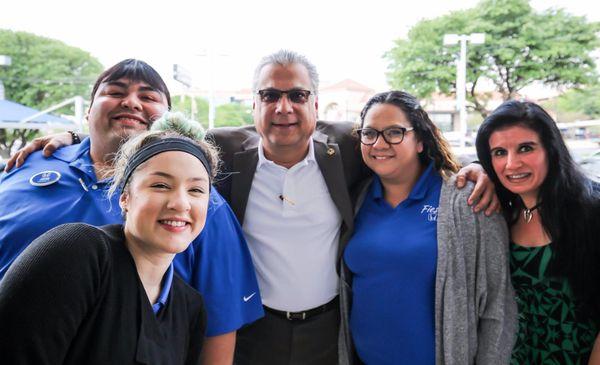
top-left (476, 100), bottom-right (600, 322)
top-left (359, 90), bottom-right (460, 178)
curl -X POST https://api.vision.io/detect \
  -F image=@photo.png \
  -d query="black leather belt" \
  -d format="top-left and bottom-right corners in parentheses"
top-left (264, 296), bottom-right (339, 321)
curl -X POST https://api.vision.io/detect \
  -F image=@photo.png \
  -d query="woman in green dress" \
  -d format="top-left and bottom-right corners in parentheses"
top-left (476, 100), bottom-right (600, 365)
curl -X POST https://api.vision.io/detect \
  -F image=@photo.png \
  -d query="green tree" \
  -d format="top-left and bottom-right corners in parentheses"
top-left (556, 86), bottom-right (600, 119)
top-left (539, 85), bottom-right (600, 123)
top-left (0, 29), bottom-right (103, 157)
top-left (215, 102), bottom-right (253, 127)
top-left (170, 95), bottom-right (210, 127)
top-left (170, 96), bottom-right (252, 128)
top-left (386, 0), bottom-right (600, 117)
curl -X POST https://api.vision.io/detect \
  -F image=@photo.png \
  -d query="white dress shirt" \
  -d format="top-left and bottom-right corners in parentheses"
top-left (243, 139), bottom-right (342, 311)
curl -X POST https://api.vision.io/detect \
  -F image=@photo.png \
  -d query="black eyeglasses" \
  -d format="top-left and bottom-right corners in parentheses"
top-left (257, 88), bottom-right (312, 104)
top-left (356, 126), bottom-right (414, 145)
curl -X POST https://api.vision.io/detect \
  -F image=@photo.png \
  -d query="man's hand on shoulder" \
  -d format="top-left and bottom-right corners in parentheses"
top-left (4, 132), bottom-right (75, 172)
top-left (455, 162), bottom-right (500, 216)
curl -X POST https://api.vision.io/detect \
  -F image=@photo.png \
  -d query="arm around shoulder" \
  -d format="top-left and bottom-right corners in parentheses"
top-left (3, 131), bottom-right (83, 172)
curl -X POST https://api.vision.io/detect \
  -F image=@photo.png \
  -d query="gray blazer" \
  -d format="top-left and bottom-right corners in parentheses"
top-left (208, 121), bottom-right (369, 262)
top-left (339, 177), bottom-right (517, 365)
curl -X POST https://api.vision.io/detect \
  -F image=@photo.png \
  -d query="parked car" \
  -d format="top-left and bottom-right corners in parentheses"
top-left (579, 150), bottom-right (600, 182)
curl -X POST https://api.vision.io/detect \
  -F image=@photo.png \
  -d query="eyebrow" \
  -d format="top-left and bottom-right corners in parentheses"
top-left (104, 81), bottom-right (159, 93)
top-left (149, 171), bottom-right (208, 182)
top-left (490, 140), bottom-right (538, 150)
top-left (261, 87), bottom-right (308, 91)
top-left (364, 124), bottom-right (409, 130)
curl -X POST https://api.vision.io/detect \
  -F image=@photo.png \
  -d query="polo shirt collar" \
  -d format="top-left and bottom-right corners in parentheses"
top-left (48, 137), bottom-right (123, 184)
top-left (256, 138), bottom-right (316, 170)
top-left (372, 162), bottom-right (437, 202)
top-left (52, 136), bottom-right (92, 164)
top-left (409, 162), bottom-right (437, 201)
top-left (152, 263), bottom-right (174, 315)
top-left (51, 137), bottom-right (105, 182)
top-left (371, 175), bottom-right (385, 200)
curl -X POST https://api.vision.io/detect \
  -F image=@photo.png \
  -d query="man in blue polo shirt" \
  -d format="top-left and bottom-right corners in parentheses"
top-left (0, 59), bottom-right (262, 364)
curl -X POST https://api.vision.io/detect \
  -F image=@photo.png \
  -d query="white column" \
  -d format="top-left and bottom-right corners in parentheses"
top-left (457, 36), bottom-right (468, 148)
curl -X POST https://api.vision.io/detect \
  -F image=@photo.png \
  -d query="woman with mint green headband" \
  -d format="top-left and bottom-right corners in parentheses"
top-left (0, 112), bottom-right (219, 364)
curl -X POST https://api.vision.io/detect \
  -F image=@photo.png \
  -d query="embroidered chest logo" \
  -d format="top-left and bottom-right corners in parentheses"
top-left (420, 205), bottom-right (438, 222)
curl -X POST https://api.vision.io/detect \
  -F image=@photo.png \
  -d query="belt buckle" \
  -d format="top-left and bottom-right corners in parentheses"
top-left (286, 311), bottom-right (306, 321)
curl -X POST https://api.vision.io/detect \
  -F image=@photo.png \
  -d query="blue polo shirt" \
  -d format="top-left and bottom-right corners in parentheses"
top-left (153, 263), bottom-right (174, 315)
top-left (344, 163), bottom-right (441, 365)
top-left (0, 138), bottom-right (263, 336)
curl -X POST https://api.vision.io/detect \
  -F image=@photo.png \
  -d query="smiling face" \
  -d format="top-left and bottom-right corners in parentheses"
top-left (360, 103), bottom-right (423, 184)
top-left (253, 63), bottom-right (318, 163)
top-left (88, 78), bottom-right (168, 154)
top-left (489, 124), bottom-right (548, 205)
top-left (120, 151), bottom-right (210, 257)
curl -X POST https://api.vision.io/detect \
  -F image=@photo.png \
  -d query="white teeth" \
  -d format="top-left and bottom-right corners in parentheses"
top-left (161, 220), bottom-right (186, 227)
top-left (117, 117), bottom-right (145, 124)
top-left (508, 173), bottom-right (529, 179)
top-left (372, 156), bottom-right (392, 160)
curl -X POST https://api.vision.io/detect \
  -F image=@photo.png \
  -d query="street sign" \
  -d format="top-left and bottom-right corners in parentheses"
top-left (173, 64), bottom-right (192, 88)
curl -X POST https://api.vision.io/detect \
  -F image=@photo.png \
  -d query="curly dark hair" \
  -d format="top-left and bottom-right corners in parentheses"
top-left (359, 90), bottom-right (460, 178)
top-left (475, 100), bottom-right (600, 323)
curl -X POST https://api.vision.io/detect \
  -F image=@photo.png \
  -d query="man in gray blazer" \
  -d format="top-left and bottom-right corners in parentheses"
top-left (210, 50), bottom-right (364, 364)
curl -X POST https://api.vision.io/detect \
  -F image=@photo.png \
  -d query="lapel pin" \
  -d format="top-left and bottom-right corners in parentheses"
top-left (326, 147), bottom-right (335, 156)
top-left (29, 170), bottom-right (61, 187)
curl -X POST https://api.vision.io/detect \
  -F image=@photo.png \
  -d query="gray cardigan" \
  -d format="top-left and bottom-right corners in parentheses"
top-left (339, 177), bottom-right (517, 365)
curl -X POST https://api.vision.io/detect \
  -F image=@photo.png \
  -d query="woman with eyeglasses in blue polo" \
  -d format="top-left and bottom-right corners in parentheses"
top-left (339, 91), bottom-right (517, 365)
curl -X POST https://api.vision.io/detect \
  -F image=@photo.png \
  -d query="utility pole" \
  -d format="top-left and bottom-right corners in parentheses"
top-left (173, 64), bottom-right (195, 120)
top-left (196, 48), bottom-right (230, 130)
top-left (0, 55), bottom-right (12, 100)
top-left (443, 33), bottom-right (485, 148)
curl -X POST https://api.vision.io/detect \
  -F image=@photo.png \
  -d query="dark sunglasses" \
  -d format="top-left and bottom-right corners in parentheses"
top-left (257, 88), bottom-right (312, 104)
top-left (356, 126), bottom-right (414, 145)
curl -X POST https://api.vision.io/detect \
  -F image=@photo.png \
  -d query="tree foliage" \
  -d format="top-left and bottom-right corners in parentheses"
top-left (0, 29), bottom-right (103, 157)
top-left (386, 0), bottom-right (600, 117)
top-left (541, 85), bottom-right (600, 122)
top-left (171, 95), bottom-right (210, 126)
top-left (215, 102), bottom-right (253, 127)
top-left (171, 95), bottom-right (253, 128)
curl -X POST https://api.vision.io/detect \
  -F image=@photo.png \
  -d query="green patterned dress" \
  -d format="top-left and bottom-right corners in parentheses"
top-left (510, 242), bottom-right (598, 365)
